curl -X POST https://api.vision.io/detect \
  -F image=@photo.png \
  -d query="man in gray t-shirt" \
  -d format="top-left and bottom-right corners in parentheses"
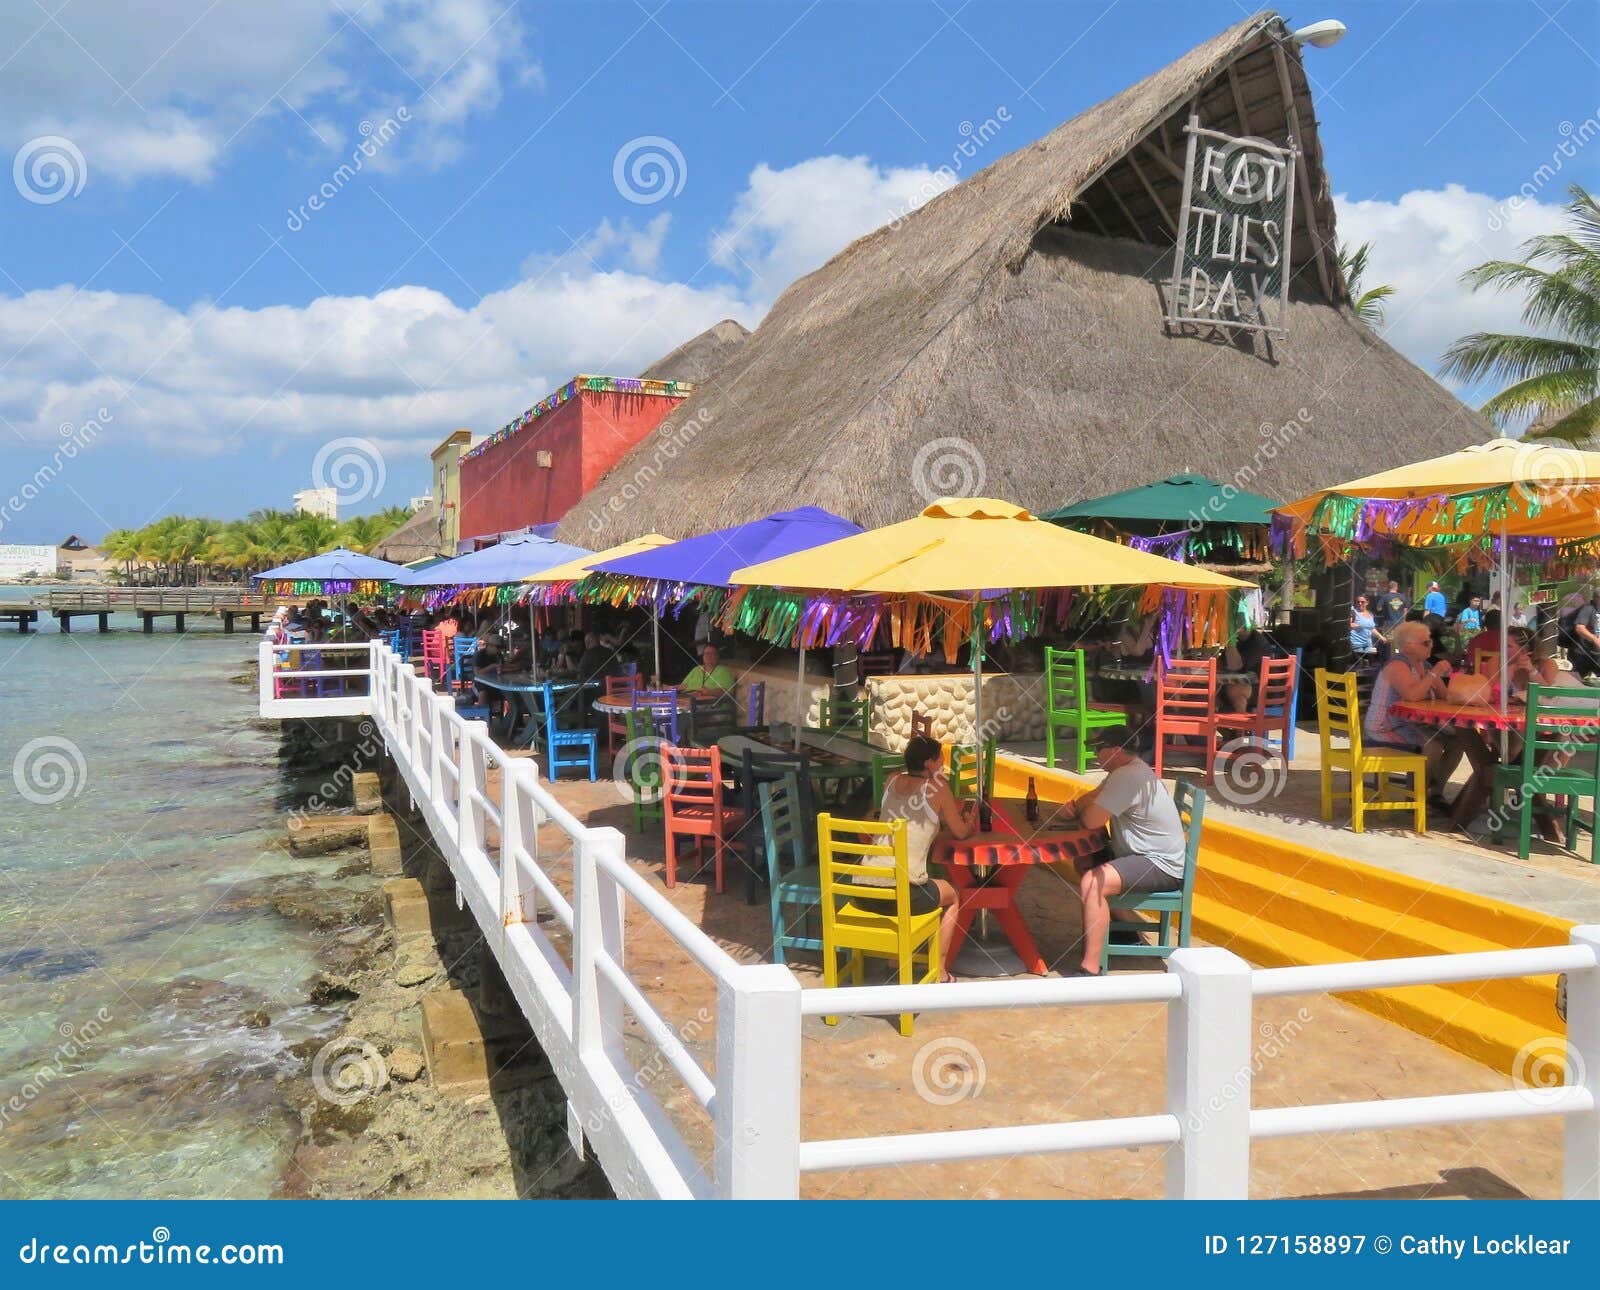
top-left (1059, 728), bottom-right (1188, 977)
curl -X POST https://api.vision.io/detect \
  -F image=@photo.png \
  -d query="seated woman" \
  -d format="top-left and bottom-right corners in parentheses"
top-left (1367, 619), bottom-right (1489, 823)
top-left (866, 735), bottom-right (972, 978)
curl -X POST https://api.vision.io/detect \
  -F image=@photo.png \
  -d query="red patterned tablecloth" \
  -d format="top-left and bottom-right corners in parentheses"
top-left (1390, 698), bottom-right (1600, 734)
top-left (935, 799), bottom-right (1107, 868)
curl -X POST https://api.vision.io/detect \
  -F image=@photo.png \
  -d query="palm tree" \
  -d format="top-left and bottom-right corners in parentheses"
top-left (1440, 183), bottom-right (1600, 441)
top-left (341, 506), bottom-right (412, 552)
top-left (1337, 241), bottom-right (1397, 329)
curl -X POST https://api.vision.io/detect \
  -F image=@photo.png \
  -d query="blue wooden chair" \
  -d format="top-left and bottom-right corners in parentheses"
top-left (451, 635), bottom-right (478, 692)
top-left (760, 773), bottom-right (822, 963)
top-left (380, 628), bottom-right (402, 655)
top-left (1261, 647), bottom-right (1304, 761)
top-left (539, 680), bottom-right (598, 781)
top-left (633, 688), bottom-right (681, 744)
top-left (1100, 778), bottom-right (1206, 970)
top-left (744, 681), bottom-right (766, 729)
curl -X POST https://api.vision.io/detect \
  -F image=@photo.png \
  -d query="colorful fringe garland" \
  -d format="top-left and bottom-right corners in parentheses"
top-left (461, 375), bottom-right (690, 463)
top-left (259, 578), bottom-right (391, 597)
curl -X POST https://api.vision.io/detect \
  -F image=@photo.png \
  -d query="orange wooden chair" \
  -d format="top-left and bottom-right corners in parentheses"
top-left (1215, 654), bottom-right (1298, 768)
top-left (603, 674), bottom-right (637, 755)
top-left (661, 744), bottom-right (744, 893)
top-left (1153, 657), bottom-right (1218, 783)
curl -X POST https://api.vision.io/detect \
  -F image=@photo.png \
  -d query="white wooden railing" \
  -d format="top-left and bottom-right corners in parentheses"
top-left (268, 641), bottom-right (1600, 1200)
top-left (259, 637), bottom-right (375, 719)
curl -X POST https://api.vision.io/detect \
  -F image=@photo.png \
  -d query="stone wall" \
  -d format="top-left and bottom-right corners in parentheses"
top-left (865, 673), bottom-right (1045, 749)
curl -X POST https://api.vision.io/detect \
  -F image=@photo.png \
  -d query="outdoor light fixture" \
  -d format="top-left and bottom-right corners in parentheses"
top-left (1290, 18), bottom-right (1347, 47)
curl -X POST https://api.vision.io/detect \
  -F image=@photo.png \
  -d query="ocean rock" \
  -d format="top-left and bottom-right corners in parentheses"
top-left (395, 962), bottom-right (435, 988)
top-left (388, 1048), bottom-right (426, 1083)
top-left (241, 1009), bottom-right (271, 1029)
top-left (308, 972), bottom-right (360, 1005)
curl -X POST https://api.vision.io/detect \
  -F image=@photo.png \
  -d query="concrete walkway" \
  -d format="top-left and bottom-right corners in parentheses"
top-left (1000, 732), bottom-right (1600, 927)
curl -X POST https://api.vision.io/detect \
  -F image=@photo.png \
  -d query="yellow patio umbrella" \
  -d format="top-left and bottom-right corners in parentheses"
top-left (1279, 437), bottom-right (1600, 740)
top-left (732, 498), bottom-right (1251, 764)
top-left (520, 533), bottom-right (672, 679)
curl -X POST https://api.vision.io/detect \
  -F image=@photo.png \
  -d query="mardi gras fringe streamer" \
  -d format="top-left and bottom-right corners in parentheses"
top-left (260, 578), bottom-right (391, 597)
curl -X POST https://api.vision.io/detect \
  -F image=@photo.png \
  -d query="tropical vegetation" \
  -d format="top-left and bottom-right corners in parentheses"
top-left (1440, 183), bottom-right (1600, 442)
top-left (1337, 241), bottom-right (1396, 329)
top-left (100, 506), bottom-right (413, 585)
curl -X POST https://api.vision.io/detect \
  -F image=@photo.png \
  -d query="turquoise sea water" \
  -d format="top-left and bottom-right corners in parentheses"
top-left (0, 587), bottom-right (334, 1197)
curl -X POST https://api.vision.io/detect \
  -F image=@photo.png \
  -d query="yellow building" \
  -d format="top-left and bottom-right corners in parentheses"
top-left (430, 429), bottom-right (475, 554)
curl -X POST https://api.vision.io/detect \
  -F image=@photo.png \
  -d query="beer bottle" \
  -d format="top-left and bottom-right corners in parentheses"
top-left (1025, 776), bottom-right (1039, 823)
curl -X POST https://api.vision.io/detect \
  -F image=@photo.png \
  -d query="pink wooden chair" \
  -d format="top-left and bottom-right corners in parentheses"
top-left (420, 629), bottom-right (449, 688)
top-left (1153, 658), bottom-right (1218, 783)
top-left (661, 744), bottom-right (743, 893)
top-left (1215, 654), bottom-right (1298, 769)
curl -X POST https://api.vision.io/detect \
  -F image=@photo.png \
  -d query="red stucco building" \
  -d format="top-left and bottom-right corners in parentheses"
top-left (457, 375), bottom-right (691, 541)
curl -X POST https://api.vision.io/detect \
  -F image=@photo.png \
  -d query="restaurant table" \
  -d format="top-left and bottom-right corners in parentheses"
top-left (932, 797), bottom-right (1107, 976)
top-left (1092, 662), bottom-right (1255, 686)
top-left (592, 688), bottom-right (686, 717)
top-left (718, 726), bottom-right (881, 798)
top-left (474, 673), bottom-right (598, 747)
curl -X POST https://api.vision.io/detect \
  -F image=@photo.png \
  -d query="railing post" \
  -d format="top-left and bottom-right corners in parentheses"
top-left (571, 827), bottom-right (628, 1154)
top-left (1565, 925), bottom-right (1600, 1198)
top-left (499, 764), bottom-right (535, 948)
top-left (258, 640), bottom-right (275, 712)
top-left (1164, 946), bottom-right (1252, 1199)
top-left (715, 963), bottom-right (802, 1199)
top-left (459, 727), bottom-right (487, 863)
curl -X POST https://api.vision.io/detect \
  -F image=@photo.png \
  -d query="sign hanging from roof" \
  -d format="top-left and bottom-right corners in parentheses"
top-left (1165, 114), bottom-right (1298, 338)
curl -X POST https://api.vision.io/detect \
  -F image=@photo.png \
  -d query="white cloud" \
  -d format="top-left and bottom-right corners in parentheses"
top-left (0, 0), bottom-right (533, 184)
top-left (1333, 184), bottom-right (1571, 398)
top-left (709, 155), bottom-right (946, 304)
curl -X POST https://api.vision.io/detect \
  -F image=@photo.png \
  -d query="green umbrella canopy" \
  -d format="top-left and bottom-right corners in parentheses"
top-left (1042, 473), bottom-right (1280, 528)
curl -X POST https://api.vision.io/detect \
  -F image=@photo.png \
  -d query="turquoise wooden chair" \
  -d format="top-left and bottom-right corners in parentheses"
top-left (949, 739), bottom-right (996, 801)
top-left (1045, 646), bottom-right (1127, 773)
top-left (451, 635), bottom-right (478, 692)
top-left (760, 773), bottom-right (822, 963)
top-left (538, 680), bottom-right (598, 782)
top-left (1100, 778), bottom-right (1206, 970)
top-left (1491, 685), bottom-right (1600, 862)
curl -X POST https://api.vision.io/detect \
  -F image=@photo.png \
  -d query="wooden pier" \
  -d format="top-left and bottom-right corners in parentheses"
top-left (0, 589), bottom-right (273, 633)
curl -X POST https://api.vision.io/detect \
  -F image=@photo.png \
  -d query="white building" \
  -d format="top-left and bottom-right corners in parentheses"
top-left (293, 488), bottom-right (339, 520)
top-left (0, 543), bottom-right (62, 580)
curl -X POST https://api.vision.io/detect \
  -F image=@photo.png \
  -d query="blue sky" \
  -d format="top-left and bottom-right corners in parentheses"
top-left (0, 0), bottom-right (1594, 542)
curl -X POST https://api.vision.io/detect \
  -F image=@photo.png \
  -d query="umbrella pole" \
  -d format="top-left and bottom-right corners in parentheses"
top-left (652, 608), bottom-right (661, 687)
top-left (971, 609), bottom-right (984, 808)
top-left (1499, 524), bottom-right (1510, 763)
top-left (795, 644), bottom-right (806, 750)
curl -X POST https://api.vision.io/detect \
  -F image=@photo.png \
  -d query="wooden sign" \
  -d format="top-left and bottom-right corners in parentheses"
top-left (1165, 116), bottom-right (1298, 337)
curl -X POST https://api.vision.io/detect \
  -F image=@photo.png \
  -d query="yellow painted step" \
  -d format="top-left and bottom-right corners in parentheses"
top-left (1198, 854), bottom-right (1561, 1026)
top-left (1197, 894), bottom-right (1558, 1076)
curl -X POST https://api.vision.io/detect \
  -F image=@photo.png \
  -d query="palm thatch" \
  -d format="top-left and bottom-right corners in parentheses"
top-left (370, 502), bottom-right (443, 563)
top-left (558, 12), bottom-right (1490, 544)
top-left (638, 318), bottom-right (750, 383)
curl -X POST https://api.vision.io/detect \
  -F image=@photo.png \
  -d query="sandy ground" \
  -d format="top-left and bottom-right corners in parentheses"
top-left (520, 774), bottom-right (1565, 1200)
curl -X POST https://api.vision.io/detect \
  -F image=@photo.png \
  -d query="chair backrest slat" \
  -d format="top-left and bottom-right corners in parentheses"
top-left (1315, 668), bottom-right (1364, 761)
top-left (1171, 778), bottom-right (1207, 900)
top-left (1158, 658), bottom-right (1217, 720)
top-left (1045, 646), bottom-right (1088, 713)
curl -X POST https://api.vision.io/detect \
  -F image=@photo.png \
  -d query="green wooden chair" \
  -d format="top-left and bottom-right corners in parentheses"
top-left (1100, 778), bottom-right (1205, 970)
top-left (1491, 685), bottom-right (1600, 863)
top-left (869, 750), bottom-right (902, 808)
top-left (686, 693), bottom-right (739, 747)
top-left (622, 706), bottom-right (665, 832)
top-left (760, 773), bottom-right (822, 963)
top-left (1045, 646), bottom-right (1127, 773)
top-left (818, 694), bottom-right (872, 739)
top-left (949, 739), bottom-right (997, 800)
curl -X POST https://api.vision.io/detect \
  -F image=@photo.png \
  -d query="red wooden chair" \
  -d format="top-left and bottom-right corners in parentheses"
top-left (420, 629), bottom-right (449, 688)
top-left (910, 709), bottom-right (933, 740)
top-left (661, 744), bottom-right (744, 893)
top-left (1153, 658), bottom-right (1219, 783)
top-left (1215, 654), bottom-right (1298, 769)
top-left (603, 674), bottom-right (637, 755)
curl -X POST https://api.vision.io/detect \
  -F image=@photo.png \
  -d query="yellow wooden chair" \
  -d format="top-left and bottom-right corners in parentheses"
top-left (1315, 668), bottom-right (1427, 834)
top-left (818, 813), bottom-right (942, 1037)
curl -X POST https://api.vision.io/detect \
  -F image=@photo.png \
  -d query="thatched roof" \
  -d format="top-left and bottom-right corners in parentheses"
top-left (558, 12), bottom-right (1491, 544)
top-left (371, 502), bottom-right (442, 563)
top-left (637, 318), bottom-right (750, 383)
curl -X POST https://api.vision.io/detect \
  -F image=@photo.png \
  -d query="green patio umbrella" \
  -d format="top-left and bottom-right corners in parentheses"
top-left (1042, 473), bottom-right (1279, 529)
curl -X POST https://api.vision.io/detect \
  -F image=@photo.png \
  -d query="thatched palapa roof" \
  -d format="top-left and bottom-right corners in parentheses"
top-left (557, 12), bottom-right (1491, 544)
top-left (638, 318), bottom-right (750, 383)
top-left (371, 502), bottom-right (443, 564)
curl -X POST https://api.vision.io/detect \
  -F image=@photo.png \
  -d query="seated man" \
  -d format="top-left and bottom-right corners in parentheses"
top-left (1220, 624), bottom-right (1272, 713)
top-left (681, 643), bottom-right (737, 698)
top-left (1059, 727), bottom-right (1189, 978)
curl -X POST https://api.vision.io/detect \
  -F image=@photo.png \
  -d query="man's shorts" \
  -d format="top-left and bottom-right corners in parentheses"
top-left (1107, 853), bottom-right (1183, 895)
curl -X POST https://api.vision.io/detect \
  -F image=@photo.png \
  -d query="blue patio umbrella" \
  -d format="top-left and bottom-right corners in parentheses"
top-left (394, 532), bottom-right (593, 587)
top-left (253, 547), bottom-right (407, 591)
top-left (591, 505), bottom-right (865, 721)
